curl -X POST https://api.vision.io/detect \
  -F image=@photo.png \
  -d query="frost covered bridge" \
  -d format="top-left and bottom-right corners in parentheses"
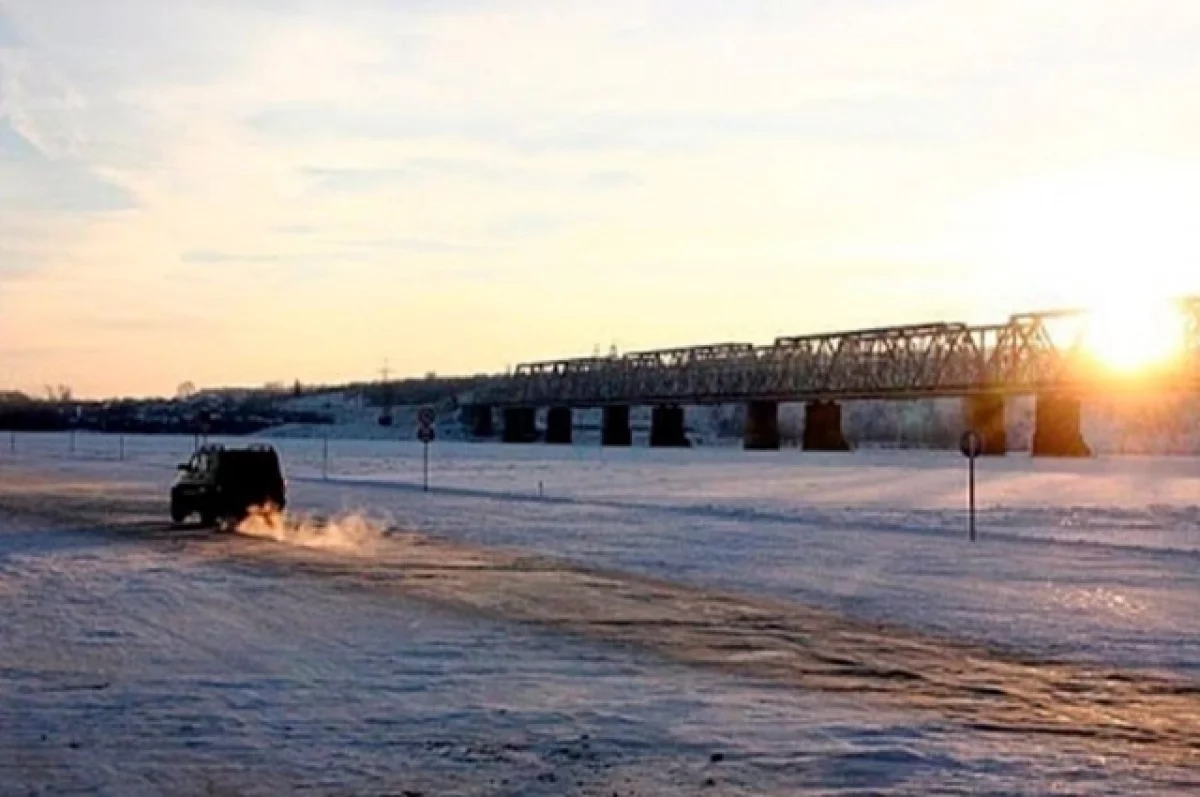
top-left (466, 298), bottom-right (1200, 456)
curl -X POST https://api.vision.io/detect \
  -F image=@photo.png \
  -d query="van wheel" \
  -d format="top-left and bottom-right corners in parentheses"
top-left (199, 510), bottom-right (217, 528)
top-left (170, 503), bottom-right (189, 524)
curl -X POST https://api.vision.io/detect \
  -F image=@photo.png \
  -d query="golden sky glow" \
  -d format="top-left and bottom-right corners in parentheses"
top-left (2, 2), bottom-right (1200, 397)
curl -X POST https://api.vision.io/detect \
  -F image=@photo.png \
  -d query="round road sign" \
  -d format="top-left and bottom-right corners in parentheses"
top-left (960, 429), bottom-right (983, 459)
top-left (417, 406), bottom-right (437, 428)
top-left (417, 426), bottom-right (436, 444)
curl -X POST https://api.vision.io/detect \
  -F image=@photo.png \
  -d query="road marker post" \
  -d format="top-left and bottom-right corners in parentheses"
top-left (417, 406), bottom-right (436, 492)
top-left (322, 433), bottom-right (330, 481)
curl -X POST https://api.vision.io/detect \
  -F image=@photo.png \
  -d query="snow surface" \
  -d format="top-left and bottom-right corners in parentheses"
top-left (2, 435), bottom-right (1198, 793)
top-left (6, 434), bottom-right (1198, 675)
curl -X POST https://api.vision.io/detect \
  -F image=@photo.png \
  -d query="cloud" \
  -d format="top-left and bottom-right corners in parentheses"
top-left (0, 162), bottom-right (135, 214)
top-left (0, 15), bottom-right (137, 217)
top-left (0, 343), bottom-right (104, 361)
top-left (184, 236), bottom-right (504, 264)
top-left (182, 250), bottom-right (293, 265)
top-left (0, 249), bottom-right (35, 278)
top-left (301, 159), bottom-right (638, 197)
top-left (301, 166), bottom-right (419, 193)
top-left (3, 0), bottom-right (1200, 397)
top-left (342, 237), bottom-right (503, 254)
top-left (580, 170), bottom-right (642, 191)
top-left (273, 224), bottom-right (319, 235)
top-left (301, 160), bottom-right (511, 189)
top-left (0, 117), bottom-right (37, 156)
top-left (249, 106), bottom-right (505, 145)
top-left (0, 48), bottom-right (87, 160)
top-left (0, 9), bottom-right (20, 47)
top-left (485, 213), bottom-right (572, 239)
top-left (0, 130), bottom-right (136, 213)
top-left (251, 92), bottom-right (983, 162)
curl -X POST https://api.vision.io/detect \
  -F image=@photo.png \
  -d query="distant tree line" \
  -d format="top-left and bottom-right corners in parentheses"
top-left (351, 375), bottom-right (491, 410)
top-left (0, 392), bottom-right (332, 435)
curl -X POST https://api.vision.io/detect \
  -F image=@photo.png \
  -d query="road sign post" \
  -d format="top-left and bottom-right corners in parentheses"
top-left (417, 407), bottom-right (436, 492)
top-left (960, 429), bottom-right (982, 542)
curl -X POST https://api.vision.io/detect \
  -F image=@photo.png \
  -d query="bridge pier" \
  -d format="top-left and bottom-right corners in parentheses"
top-left (502, 407), bottom-right (538, 443)
top-left (744, 400), bottom-right (780, 450)
top-left (1032, 394), bottom-right (1091, 457)
top-left (803, 401), bottom-right (850, 451)
top-left (602, 405), bottom-right (632, 447)
top-left (546, 406), bottom-right (573, 444)
top-left (963, 393), bottom-right (1007, 455)
top-left (650, 405), bottom-right (690, 448)
top-left (467, 404), bottom-right (494, 438)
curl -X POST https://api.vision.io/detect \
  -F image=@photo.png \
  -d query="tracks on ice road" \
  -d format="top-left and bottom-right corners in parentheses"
top-left (1, 472), bottom-right (1197, 774)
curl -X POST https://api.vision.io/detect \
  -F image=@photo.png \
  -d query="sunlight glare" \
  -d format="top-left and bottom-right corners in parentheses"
top-left (1081, 297), bottom-right (1187, 373)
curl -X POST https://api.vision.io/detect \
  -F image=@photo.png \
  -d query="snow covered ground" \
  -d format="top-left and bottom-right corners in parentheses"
top-left (1, 434), bottom-right (1197, 793)
top-left (18, 433), bottom-right (1195, 672)
top-left (9, 508), bottom-right (983, 796)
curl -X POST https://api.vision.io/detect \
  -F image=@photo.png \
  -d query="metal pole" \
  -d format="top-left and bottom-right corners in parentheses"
top-left (9, 431), bottom-right (14, 455)
top-left (119, 434), bottom-right (126, 461)
top-left (423, 442), bottom-right (429, 493)
top-left (322, 434), bottom-right (329, 481)
top-left (70, 430), bottom-right (76, 457)
top-left (968, 457), bottom-right (977, 542)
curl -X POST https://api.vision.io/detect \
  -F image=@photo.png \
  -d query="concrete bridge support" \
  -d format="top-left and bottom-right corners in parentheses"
top-left (1032, 394), bottom-right (1091, 457)
top-left (650, 405), bottom-right (690, 448)
top-left (962, 393), bottom-right (1007, 455)
top-left (502, 407), bottom-right (538, 443)
top-left (803, 401), bottom-right (851, 451)
top-left (744, 400), bottom-right (780, 450)
top-left (467, 404), bottom-right (494, 438)
top-left (546, 406), bottom-right (573, 444)
top-left (602, 405), bottom-right (633, 447)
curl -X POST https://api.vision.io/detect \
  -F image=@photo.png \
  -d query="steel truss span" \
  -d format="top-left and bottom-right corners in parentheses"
top-left (477, 298), bottom-right (1200, 408)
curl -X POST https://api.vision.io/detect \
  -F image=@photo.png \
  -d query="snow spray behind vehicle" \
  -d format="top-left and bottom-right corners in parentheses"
top-left (236, 504), bottom-right (392, 554)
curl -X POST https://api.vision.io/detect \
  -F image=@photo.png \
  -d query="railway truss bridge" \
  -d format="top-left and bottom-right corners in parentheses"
top-left (464, 297), bottom-right (1200, 456)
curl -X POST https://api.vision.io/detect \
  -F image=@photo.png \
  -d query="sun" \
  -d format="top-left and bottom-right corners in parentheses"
top-left (1079, 296), bottom-right (1187, 373)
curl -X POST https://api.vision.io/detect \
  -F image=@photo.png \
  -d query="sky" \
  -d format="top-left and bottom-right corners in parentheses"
top-left (2, 0), bottom-right (1200, 398)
